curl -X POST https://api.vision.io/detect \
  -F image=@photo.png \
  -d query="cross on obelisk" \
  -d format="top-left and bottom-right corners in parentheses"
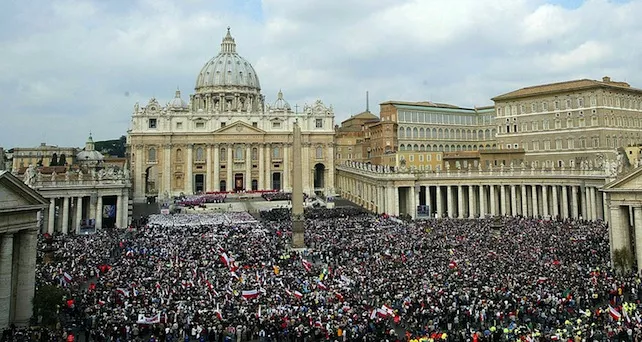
top-left (291, 120), bottom-right (306, 248)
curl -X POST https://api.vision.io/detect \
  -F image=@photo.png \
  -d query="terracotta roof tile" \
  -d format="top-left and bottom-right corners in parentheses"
top-left (492, 77), bottom-right (642, 101)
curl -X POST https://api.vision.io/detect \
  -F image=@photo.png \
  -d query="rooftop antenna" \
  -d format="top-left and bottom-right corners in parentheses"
top-left (366, 91), bottom-right (370, 112)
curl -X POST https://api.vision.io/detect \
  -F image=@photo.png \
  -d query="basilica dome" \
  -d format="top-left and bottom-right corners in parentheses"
top-left (195, 28), bottom-right (261, 92)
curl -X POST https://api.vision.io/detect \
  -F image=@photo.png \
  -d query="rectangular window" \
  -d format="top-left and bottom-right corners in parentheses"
top-left (252, 122), bottom-right (258, 127)
top-left (419, 155), bottom-right (424, 162)
top-left (149, 119), bottom-right (157, 129)
top-left (176, 122), bottom-right (183, 129)
top-left (195, 122), bottom-right (205, 129)
top-left (315, 119), bottom-right (323, 128)
top-left (221, 122), bottom-right (226, 128)
top-left (272, 122), bottom-right (281, 128)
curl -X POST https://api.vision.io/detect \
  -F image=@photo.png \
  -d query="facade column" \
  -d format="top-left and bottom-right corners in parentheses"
top-left (521, 185), bottom-right (528, 216)
top-left (0, 234), bottom-right (13, 328)
top-left (258, 144), bottom-right (265, 190)
top-left (326, 143), bottom-right (335, 194)
top-left (61, 197), bottom-right (69, 235)
top-left (283, 145), bottom-right (290, 192)
top-left (479, 185), bottom-right (486, 218)
top-left (542, 185), bottom-right (549, 218)
top-left (75, 197), bottom-right (83, 234)
top-left (134, 145), bottom-right (144, 202)
top-left (436, 186), bottom-right (443, 218)
top-left (610, 205), bottom-right (629, 262)
top-left (206, 144), bottom-right (213, 192)
top-left (409, 186), bottom-right (416, 219)
top-left (226, 145), bottom-right (233, 192)
top-left (447, 185), bottom-right (454, 218)
top-left (571, 186), bottom-right (579, 219)
top-left (510, 185), bottom-right (517, 216)
top-left (163, 144), bottom-right (171, 195)
top-left (552, 185), bottom-right (559, 218)
top-left (580, 187), bottom-right (588, 219)
top-left (264, 144), bottom-right (272, 190)
top-left (490, 185), bottom-right (497, 216)
top-left (96, 195), bottom-right (103, 229)
top-left (116, 195), bottom-right (122, 228)
top-left (213, 145), bottom-right (220, 192)
top-left (457, 185), bottom-right (464, 219)
top-left (426, 185), bottom-right (433, 216)
top-left (393, 187), bottom-right (400, 216)
top-left (302, 144), bottom-right (310, 194)
top-left (468, 185), bottom-right (476, 218)
top-left (186, 144), bottom-right (194, 194)
top-left (379, 186), bottom-right (385, 214)
top-left (561, 186), bottom-right (569, 218)
top-left (387, 185), bottom-right (395, 215)
top-left (245, 145), bottom-right (252, 191)
top-left (531, 185), bottom-right (539, 217)
top-left (14, 229), bottom-right (38, 326)
top-left (500, 185), bottom-right (507, 216)
top-left (590, 187), bottom-right (598, 221)
top-left (48, 198), bottom-right (56, 234)
top-left (122, 192), bottom-right (129, 228)
top-left (634, 207), bottom-right (642, 273)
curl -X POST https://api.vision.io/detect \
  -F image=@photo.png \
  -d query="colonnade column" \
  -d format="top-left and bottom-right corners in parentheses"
top-left (116, 195), bottom-right (122, 228)
top-left (61, 197), bottom-right (69, 235)
top-left (500, 185), bottom-right (507, 216)
top-left (206, 144), bottom-right (213, 192)
top-left (634, 207), bottom-right (642, 273)
top-left (213, 145), bottom-right (220, 192)
top-left (122, 192), bottom-right (129, 228)
top-left (561, 186), bottom-right (569, 218)
top-left (387, 185), bottom-right (395, 215)
top-left (552, 185), bottom-right (559, 218)
top-left (490, 185), bottom-right (497, 216)
top-left (426, 186), bottom-right (433, 216)
top-left (258, 144), bottom-right (265, 190)
top-left (542, 185), bottom-right (549, 218)
top-left (75, 197), bottom-right (83, 234)
top-left (531, 185), bottom-right (539, 217)
top-left (521, 185), bottom-right (528, 216)
top-left (468, 185), bottom-right (476, 219)
top-left (610, 205), bottom-right (629, 261)
top-left (409, 186), bottom-right (416, 219)
top-left (226, 145), bottom-right (233, 191)
top-left (510, 185), bottom-right (517, 216)
top-left (135, 145), bottom-right (144, 201)
top-left (264, 144), bottom-right (271, 190)
top-left (479, 185), bottom-right (486, 218)
top-left (245, 145), bottom-right (252, 191)
top-left (283, 145), bottom-right (290, 192)
top-left (0, 233), bottom-right (14, 328)
top-left (571, 186), bottom-right (579, 219)
top-left (163, 144), bottom-right (171, 195)
top-left (302, 144), bottom-right (310, 194)
top-left (393, 187), bottom-right (400, 216)
top-left (96, 196), bottom-right (103, 229)
top-left (457, 185), bottom-right (464, 219)
top-left (14, 229), bottom-right (37, 326)
top-left (580, 187), bottom-right (588, 219)
top-left (186, 144), bottom-right (193, 194)
top-left (590, 187), bottom-right (598, 220)
top-left (48, 198), bottom-right (55, 234)
top-left (435, 186), bottom-right (443, 217)
top-left (447, 186), bottom-right (454, 218)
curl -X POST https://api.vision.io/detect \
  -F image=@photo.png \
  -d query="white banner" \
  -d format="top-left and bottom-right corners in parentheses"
top-left (137, 312), bottom-right (160, 324)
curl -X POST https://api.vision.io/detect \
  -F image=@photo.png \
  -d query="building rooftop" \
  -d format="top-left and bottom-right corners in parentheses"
top-left (492, 76), bottom-right (642, 101)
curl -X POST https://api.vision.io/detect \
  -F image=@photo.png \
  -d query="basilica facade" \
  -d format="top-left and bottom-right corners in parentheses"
top-left (127, 29), bottom-right (335, 203)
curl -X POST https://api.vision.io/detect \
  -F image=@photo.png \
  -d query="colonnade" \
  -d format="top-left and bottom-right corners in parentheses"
top-left (45, 192), bottom-right (129, 234)
top-left (0, 229), bottom-right (37, 328)
top-left (610, 204), bottom-right (642, 272)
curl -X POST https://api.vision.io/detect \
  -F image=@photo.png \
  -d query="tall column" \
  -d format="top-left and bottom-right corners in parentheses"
top-left (134, 145), bottom-right (144, 202)
top-left (468, 185), bottom-right (476, 218)
top-left (122, 192), bottom-right (129, 228)
top-left (610, 205), bottom-right (629, 261)
top-left (436, 186), bottom-right (443, 218)
top-left (426, 186), bottom-right (433, 216)
top-left (387, 185), bottom-right (395, 215)
top-left (447, 185), bottom-right (454, 218)
top-left (531, 185), bottom-right (539, 217)
top-left (634, 207), bottom-right (642, 273)
top-left (61, 197), bottom-right (69, 235)
top-left (457, 185), bottom-right (464, 219)
top-left (213, 145), bottom-right (220, 192)
top-left (206, 144), bottom-right (213, 192)
top-left (14, 229), bottom-right (37, 326)
top-left (75, 197), bottom-right (83, 234)
top-left (590, 187), bottom-right (598, 221)
top-left (521, 185), bottom-right (528, 216)
top-left (326, 143), bottom-right (335, 194)
top-left (393, 187), bottom-right (400, 216)
top-left (542, 185), bottom-right (549, 218)
top-left (48, 198), bottom-right (55, 234)
top-left (510, 185), bottom-right (517, 216)
top-left (264, 144), bottom-right (272, 190)
top-left (409, 186), bottom-right (417, 219)
top-left (0, 234), bottom-right (14, 328)
top-left (302, 144), bottom-right (310, 194)
top-left (597, 190), bottom-right (605, 221)
top-left (116, 195), bottom-right (122, 228)
top-left (186, 144), bottom-right (194, 194)
top-left (500, 185), bottom-right (507, 216)
top-left (258, 144), bottom-right (265, 190)
top-left (227, 145), bottom-right (233, 192)
top-left (283, 145), bottom-right (290, 192)
top-left (580, 187), bottom-right (587, 219)
top-left (479, 185), bottom-right (486, 218)
top-left (379, 186), bottom-right (385, 214)
top-left (552, 185), bottom-right (559, 218)
top-left (96, 195), bottom-right (103, 229)
top-left (490, 185), bottom-right (497, 216)
top-left (163, 144), bottom-right (171, 195)
top-left (245, 145), bottom-right (252, 191)
top-left (415, 185), bottom-right (420, 218)
top-left (571, 186), bottom-right (579, 219)
top-left (561, 186), bottom-right (569, 218)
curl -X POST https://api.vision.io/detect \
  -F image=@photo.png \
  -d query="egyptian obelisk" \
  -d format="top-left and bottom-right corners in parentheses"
top-left (291, 121), bottom-right (306, 248)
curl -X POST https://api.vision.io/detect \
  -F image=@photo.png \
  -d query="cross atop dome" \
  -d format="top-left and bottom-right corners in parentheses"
top-left (220, 26), bottom-right (236, 53)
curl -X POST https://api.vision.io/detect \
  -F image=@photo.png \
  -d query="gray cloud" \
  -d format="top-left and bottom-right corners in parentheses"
top-left (1, 0), bottom-right (641, 148)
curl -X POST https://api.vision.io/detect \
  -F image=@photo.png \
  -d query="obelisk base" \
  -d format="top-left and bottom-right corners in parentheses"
top-left (292, 220), bottom-right (306, 248)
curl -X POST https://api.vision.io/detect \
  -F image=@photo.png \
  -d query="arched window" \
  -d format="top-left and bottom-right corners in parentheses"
top-left (405, 127), bottom-right (411, 137)
top-left (196, 147), bottom-right (204, 161)
top-left (398, 127), bottom-right (405, 138)
top-left (413, 127), bottom-right (418, 138)
top-left (252, 148), bottom-right (258, 160)
top-left (235, 147), bottom-right (243, 160)
top-left (400, 144), bottom-right (406, 151)
top-left (419, 127), bottom-right (425, 138)
top-left (316, 146), bottom-right (323, 159)
top-left (176, 148), bottom-right (183, 162)
top-left (431, 128), bottom-right (437, 139)
top-left (148, 147), bottom-right (156, 162)
top-left (438, 128), bottom-right (443, 139)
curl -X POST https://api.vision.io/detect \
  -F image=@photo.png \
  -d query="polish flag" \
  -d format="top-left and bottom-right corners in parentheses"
top-left (220, 253), bottom-right (230, 267)
top-left (302, 259), bottom-right (313, 272)
top-left (537, 277), bottom-right (548, 284)
top-left (215, 303), bottom-right (223, 320)
top-left (382, 304), bottom-right (396, 317)
top-left (317, 282), bottom-right (327, 290)
top-left (376, 308), bottom-right (389, 318)
top-left (293, 291), bottom-right (303, 299)
top-left (63, 272), bottom-right (73, 283)
top-left (448, 261), bottom-right (458, 269)
top-left (242, 290), bottom-right (260, 300)
top-left (98, 300), bottom-right (105, 306)
top-left (610, 305), bottom-right (622, 321)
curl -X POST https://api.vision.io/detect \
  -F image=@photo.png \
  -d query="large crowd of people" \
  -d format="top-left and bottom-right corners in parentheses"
top-left (25, 207), bottom-right (642, 341)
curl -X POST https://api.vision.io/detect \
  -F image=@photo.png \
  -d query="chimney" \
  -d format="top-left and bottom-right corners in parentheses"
top-left (602, 76), bottom-right (611, 83)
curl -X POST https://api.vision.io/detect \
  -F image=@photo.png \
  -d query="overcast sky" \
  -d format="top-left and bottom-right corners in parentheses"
top-left (1, 0), bottom-right (640, 148)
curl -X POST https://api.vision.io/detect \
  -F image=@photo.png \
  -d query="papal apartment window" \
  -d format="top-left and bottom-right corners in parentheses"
top-left (149, 119), bottom-right (157, 129)
top-left (315, 119), bottom-right (323, 128)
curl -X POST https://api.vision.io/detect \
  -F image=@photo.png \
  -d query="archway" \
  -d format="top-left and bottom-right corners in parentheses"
top-left (314, 163), bottom-right (325, 189)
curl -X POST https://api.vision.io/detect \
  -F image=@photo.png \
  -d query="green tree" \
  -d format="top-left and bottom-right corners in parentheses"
top-left (32, 284), bottom-right (65, 326)
top-left (613, 247), bottom-right (633, 274)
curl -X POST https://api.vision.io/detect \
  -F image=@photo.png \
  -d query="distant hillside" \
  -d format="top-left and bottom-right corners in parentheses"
top-left (94, 135), bottom-right (127, 158)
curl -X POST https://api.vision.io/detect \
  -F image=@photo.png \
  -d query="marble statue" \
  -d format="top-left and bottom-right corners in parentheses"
top-left (65, 170), bottom-right (71, 181)
top-left (445, 163), bottom-right (450, 171)
top-left (478, 164), bottom-right (483, 172)
top-left (123, 165), bottom-right (130, 180)
top-left (23, 165), bottom-right (37, 187)
top-left (98, 169), bottom-right (107, 180)
top-left (246, 97), bottom-right (252, 111)
top-left (51, 171), bottom-right (57, 182)
top-left (616, 152), bottom-right (625, 173)
top-left (37, 170), bottom-right (42, 182)
top-left (134, 102), bottom-right (139, 113)
top-left (520, 161), bottom-right (525, 169)
top-left (78, 169), bottom-right (84, 181)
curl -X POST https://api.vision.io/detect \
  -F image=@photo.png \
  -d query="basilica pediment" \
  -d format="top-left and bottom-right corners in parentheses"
top-left (214, 121), bottom-right (266, 134)
top-left (0, 171), bottom-right (48, 210)
top-left (603, 166), bottom-right (642, 192)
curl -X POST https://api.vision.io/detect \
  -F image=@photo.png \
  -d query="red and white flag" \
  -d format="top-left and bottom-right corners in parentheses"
top-left (317, 281), bottom-right (327, 290)
top-left (220, 253), bottom-right (230, 267)
top-left (137, 312), bottom-right (161, 324)
top-left (382, 304), bottom-right (396, 317)
top-left (215, 303), bottom-right (223, 320)
top-left (63, 272), bottom-right (73, 284)
top-left (302, 259), bottom-right (312, 272)
top-left (293, 291), bottom-right (303, 299)
top-left (242, 290), bottom-right (259, 300)
top-left (609, 305), bottom-right (622, 321)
